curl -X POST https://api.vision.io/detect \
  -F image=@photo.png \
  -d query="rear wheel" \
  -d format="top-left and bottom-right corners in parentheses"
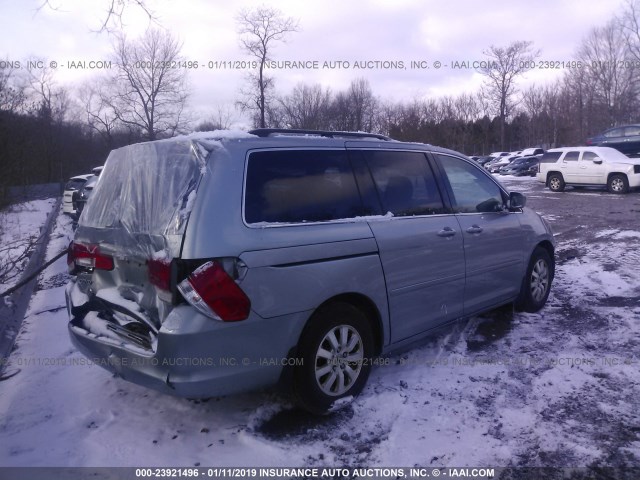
top-left (294, 302), bottom-right (373, 415)
top-left (515, 247), bottom-right (553, 313)
top-left (547, 173), bottom-right (565, 192)
top-left (607, 174), bottom-right (629, 194)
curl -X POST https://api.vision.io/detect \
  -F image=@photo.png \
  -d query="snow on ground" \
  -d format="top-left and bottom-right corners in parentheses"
top-left (0, 181), bottom-right (639, 470)
top-left (0, 199), bottom-right (57, 293)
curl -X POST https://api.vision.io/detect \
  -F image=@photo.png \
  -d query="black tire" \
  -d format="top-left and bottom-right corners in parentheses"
top-left (547, 173), bottom-right (565, 192)
top-left (515, 247), bottom-right (553, 313)
top-left (607, 174), bottom-right (629, 194)
top-left (294, 302), bottom-right (374, 415)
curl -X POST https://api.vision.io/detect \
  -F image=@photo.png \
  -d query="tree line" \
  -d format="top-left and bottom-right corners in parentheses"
top-left (1, 1), bottom-right (640, 205)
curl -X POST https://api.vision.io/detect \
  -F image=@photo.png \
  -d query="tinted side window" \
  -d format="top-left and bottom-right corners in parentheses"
top-left (625, 126), bottom-right (640, 136)
top-left (245, 150), bottom-right (363, 224)
top-left (437, 155), bottom-right (504, 214)
top-left (540, 152), bottom-right (562, 163)
top-left (362, 151), bottom-right (446, 216)
top-left (563, 151), bottom-right (580, 162)
top-left (604, 128), bottom-right (624, 138)
top-left (65, 179), bottom-right (85, 190)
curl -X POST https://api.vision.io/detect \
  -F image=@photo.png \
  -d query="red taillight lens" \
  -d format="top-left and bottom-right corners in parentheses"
top-left (177, 261), bottom-right (251, 322)
top-left (68, 241), bottom-right (114, 272)
top-left (148, 257), bottom-right (172, 291)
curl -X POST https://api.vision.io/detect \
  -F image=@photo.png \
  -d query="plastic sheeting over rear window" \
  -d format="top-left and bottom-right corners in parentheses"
top-left (77, 138), bottom-right (207, 256)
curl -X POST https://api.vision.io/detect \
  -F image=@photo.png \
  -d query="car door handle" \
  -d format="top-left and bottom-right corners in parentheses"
top-left (437, 227), bottom-right (457, 238)
top-left (466, 225), bottom-right (483, 234)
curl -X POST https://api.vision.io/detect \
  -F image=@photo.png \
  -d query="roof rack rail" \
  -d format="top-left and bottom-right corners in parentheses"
top-left (248, 128), bottom-right (391, 141)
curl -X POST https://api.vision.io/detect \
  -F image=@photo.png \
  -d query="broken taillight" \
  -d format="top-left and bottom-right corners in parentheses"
top-left (177, 261), bottom-right (251, 322)
top-left (67, 241), bottom-right (114, 272)
top-left (148, 257), bottom-right (172, 292)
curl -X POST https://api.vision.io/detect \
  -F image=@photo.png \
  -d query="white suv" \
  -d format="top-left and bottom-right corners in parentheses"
top-left (537, 146), bottom-right (640, 193)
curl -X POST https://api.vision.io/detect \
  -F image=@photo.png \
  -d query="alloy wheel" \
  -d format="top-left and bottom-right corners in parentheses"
top-left (530, 259), bottom-right (550, 302)
top-left (314, 325), bottom-right (364, 396)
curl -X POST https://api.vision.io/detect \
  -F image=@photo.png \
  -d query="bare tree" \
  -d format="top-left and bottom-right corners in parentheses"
top-left (329, 78), bottom-right (378, 132)
top-left (37, 0), bottom-right (158, 32)
top-left (376, 100), bottom-right (404, 137)
top-left (453, 93), bottom-right (481, 152)
top-left (0, 63), bottom-right (26, 113)
top-left (521, 84), bottom-right (545, 146)
top-left (348, 78), bottom-right (378, 132)
top-left (477, 41), bottom-right (540, 149)
top-left (619, 0), bottom-right (640, 62)
top-left (78, 82), bottom-right (120, 148)
top-left (26, 60), bottom-right (69, 122)
top-left (236, 6), bottom-right (299, 128)
top-left (107, 29), bottom-right (190, 140)
top-left (542, 82), bottom-right (563, 147)
top-left (577, 20), bottom-right (638, 127)
top-left (195, 107), bottom-right (236, 131)
top-left (277, 83), bottom-right (332, 129)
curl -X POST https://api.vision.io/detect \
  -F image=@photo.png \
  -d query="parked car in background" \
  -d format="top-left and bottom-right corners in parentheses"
top-left (537, 146), bottom-right (640, 193)
top-left (72, 175), bottom-right (98, 218)
top-left (521, 147), bottom-right (545, 157)
top-left (488, 155), bottom-right (521, 173)
top-left (66, 128), bottom-right (555, 414)
top-left (499, 156), bottom-right (540, 176)
top-left (525, 162), bottom-right (540, 177)
top-left (489, 151), bottom-right (511, 158)
top-left (92, 166), bottom-right (104, 176)
top-left (476, 155), bottom-right (495, 167)
top-left (63, 174), bottom-right (92, 215)
top-left (586, 125), bottom-right (640, 157)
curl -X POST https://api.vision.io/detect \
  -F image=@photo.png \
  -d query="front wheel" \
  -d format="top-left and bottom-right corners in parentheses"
top-left (547, 173), bottom-right (565, 192)
top-left (515, 247), bottom-right (553, 313)
top-left (294, 302), bottom-right (374, 415)
top-left (607, 174), bottom-right (629, 194)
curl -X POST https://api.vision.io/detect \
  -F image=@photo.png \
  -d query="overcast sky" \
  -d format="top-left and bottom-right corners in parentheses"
top-left (0, 0), bottom-right (623, 125)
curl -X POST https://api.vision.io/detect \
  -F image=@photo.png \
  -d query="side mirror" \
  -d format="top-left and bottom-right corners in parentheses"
top-left (593, 158), bottom-right (603, 164)
top-left (509, 191), bottom-right (527, 209)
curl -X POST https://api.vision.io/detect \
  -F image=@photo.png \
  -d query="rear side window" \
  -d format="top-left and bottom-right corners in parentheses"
top-left (625, 126), bottom-right (640, 136)
top-left (437, 155), bottom-right (504, 214)
top-left (604, 128), bottom-right (624, 138)
top-left (65, 179), bottom-right (86, 191)
top-left (539, 152), bottom-right (562, 163)
top-left (361, 151), bottom-right (446, 216)
top-left (563, 151), bottom-right (580, 162)
top-left (245, 150), bottom-right (363, 224)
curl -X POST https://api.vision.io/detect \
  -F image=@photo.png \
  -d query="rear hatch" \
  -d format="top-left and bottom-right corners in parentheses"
top-left (69, 137), bottom-right (209, 351)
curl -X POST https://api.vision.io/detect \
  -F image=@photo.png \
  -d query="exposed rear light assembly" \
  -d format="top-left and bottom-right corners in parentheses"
top-left (67, 241), bottom-right (114, 273)
top-left (148, 257), bottom-right (172, 292)
top-left (177, 260), bottom-right (251, 322)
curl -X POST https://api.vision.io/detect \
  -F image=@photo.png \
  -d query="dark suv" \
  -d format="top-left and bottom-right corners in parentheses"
top-left (66, 128), bottom-right (555, 414)
top-left (586, 125), bottom-right (640, 157)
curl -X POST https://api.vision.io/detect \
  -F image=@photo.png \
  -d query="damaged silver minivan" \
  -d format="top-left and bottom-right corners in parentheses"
top-left (66, 129), bottom-right (555, 414)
